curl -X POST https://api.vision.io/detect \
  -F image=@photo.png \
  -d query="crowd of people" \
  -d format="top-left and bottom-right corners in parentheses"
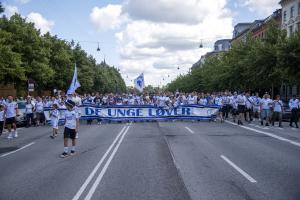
top-left (0, 91), bottom-right (300, 137)
top-left (1, 91), bottom-right (299, 158)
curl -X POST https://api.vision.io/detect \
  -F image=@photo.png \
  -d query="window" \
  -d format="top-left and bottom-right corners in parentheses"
top-left (291, 6), bottom-right (294, 18)
top-left (298, 3), bottom-right (300, 15)
top-left (289, 25), bottom-right (293, 35)
top-left (284, 11), bottom-right (287, 22)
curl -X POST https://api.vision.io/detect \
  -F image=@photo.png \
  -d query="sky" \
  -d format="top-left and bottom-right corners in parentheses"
top-left (1, 0), bottom-right (281, 87)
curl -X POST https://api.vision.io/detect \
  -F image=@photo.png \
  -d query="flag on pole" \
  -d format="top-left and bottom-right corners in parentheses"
top-left (134, 73), bottom-right (144, 92)
top-left (67, 63), bottom-right (81, 94)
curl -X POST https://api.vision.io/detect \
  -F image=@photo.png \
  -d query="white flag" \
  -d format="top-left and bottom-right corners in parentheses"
top-left (67, 63), bottom-right (81, 94)
top-left (134, 73), bottom-right (144, 92)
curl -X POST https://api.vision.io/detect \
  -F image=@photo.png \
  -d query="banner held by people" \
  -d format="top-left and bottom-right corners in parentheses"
top-left (43, 105), bottom-right (219, 123)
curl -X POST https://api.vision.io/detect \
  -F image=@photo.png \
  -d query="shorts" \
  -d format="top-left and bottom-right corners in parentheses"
top-left (231, 108), bottom-right (239, 115)
top-left (245, 108), bottom-right (252, 113)
top-left (64, 127), bottom-right (76, 139)
top-left (238, 105), bottom-right (246, 114)
top-left (5, 117), bottom-right (16, 125)
top-left (253, 106), bottom-right (260, 113)
top-left (261, 109), bottom-right (271, 119)
top-left (36, 112), bottom-right (45, 121)
top-left (51, 119), bottom-right (59, 129)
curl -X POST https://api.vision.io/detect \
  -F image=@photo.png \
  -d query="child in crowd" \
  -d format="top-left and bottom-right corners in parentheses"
top-left (61, 100), bottom-right (79, 158)
top-left (50, 103), bottom-right (59, 139)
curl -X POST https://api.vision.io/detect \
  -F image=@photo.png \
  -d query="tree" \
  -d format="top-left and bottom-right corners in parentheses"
top-left (0, 2), bottom-right (4, 14)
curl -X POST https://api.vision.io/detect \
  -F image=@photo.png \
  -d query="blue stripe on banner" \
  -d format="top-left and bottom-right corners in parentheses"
top-left (44, 104), bottom-right (220, 111)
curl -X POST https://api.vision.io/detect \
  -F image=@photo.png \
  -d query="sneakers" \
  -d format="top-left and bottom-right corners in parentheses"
top-left (14, 131), bottom-right (18, 138)
top-left (7, 134), bottom-right (13, 139)
top-left (70, 150), bottom-right (75, 155)
top-left (60, 152), bottom-right (68, 158)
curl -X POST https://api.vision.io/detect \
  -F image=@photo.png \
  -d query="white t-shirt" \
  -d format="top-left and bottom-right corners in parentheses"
top-left (187, 96), bottom-right (194, 105)
top-left (199, 98), bottom-right (207, 105)
top-left (273, 100), bottom-right (283, 112)
top-left (64, 110), bottom-right (79, 129)
top-left (251, 96), bottom-right (261, 107)
top-left (0, 110), bottom-right (4, 121)
top-left (236, 95), bottom-right (246, 105)
top-left (260, 98), bottom-right (273, 110)
top-left (245, 97), bottom-right (253, 109)
top-left (51, 109), bottom-right (60, 120)
top-left (25, 103), bottom-right (34, 114)
top-left (35, 102), bottom-right (44, 113)
top-left (5, 102), bottom-right (17, 118)
top-left (214, 97), bottom-right (223, 106)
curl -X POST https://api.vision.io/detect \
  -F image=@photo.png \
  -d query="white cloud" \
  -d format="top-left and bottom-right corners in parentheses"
top-left (241, 0), bottom-right (280, 16)
top-left (91, 0), bottom-right (233, 86)
top-left (90, 5), bottom-right (125, 31)
top-left (4, 5), bottom-right (19, 18)
top-left (27, 12), bottom-right (54, 34)
top-left (18, 0), bottom-right (31, 4)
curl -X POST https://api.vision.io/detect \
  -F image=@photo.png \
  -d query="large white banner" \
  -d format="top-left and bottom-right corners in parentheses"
top-left (44, 105), bottom-right (219, 122)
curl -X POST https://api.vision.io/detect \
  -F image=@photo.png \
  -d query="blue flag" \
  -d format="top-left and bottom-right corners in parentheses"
top-left (67, 63), bottom-right (81, 94)
top-left (134, 73), bottom-right (144, 92)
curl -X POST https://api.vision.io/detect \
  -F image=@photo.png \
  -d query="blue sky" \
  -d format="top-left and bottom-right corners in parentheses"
top-left (2, 0), bottom-right (280, 86)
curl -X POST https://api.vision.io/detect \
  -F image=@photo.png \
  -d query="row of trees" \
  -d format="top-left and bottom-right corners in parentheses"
top-left (0, 5), bottom-right (126, 96)
top-left (167, 21), bottom-right (300, 95)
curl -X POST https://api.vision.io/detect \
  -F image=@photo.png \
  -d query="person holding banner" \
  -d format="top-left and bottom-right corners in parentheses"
top-left (60, 100), bottom-right (79, 158)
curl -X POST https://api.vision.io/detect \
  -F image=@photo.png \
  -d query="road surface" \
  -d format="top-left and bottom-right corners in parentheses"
top-left (0, 120), bottom-right (299, 200)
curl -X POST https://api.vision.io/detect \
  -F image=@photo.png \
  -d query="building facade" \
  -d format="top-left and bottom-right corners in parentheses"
top-left (252, 9), bottom-right (282, 40)
top-left (280, 0), bottom-right (300, 36)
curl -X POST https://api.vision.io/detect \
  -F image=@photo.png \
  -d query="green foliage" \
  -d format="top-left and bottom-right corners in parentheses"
top-left (167, 20), bottom-right (295, 94)
top-left (0, 14), bottom-right (126, 95)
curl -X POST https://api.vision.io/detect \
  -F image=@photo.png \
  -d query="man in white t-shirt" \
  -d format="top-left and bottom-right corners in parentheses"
top-left (4, 95), bottom-right (19, 139)
top-left (236, 92), bottom-right (246, 125)
top-left (260, 94), bottom-right (273, 126)
top-left (35, 97), bottom-right (45, 126)
top-left (272, 95), bottom-right (283, 127)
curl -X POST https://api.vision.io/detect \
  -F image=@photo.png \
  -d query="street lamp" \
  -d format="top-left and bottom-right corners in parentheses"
top-left (199, 40), bottom-right (203, 48)
top-left (97, 42), bottom-right (101, 51)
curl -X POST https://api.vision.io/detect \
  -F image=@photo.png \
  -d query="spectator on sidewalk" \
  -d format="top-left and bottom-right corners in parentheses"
top-left (35, 96), bottom-right (45, 126)
top-left (289, 95), bottom-right (299, 128)
top-left (25, 97), bottom-right (35, 128)
top-left (272, 95), bottom-right (283, 128)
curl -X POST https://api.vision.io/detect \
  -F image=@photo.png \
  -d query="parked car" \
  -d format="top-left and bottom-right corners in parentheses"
top-left (282, 102), bottom-right (292, 122)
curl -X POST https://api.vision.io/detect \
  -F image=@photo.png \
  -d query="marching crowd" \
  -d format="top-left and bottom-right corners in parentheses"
top-left (0, 91), bottom-right (299, 157)
top-left (0, 91), bottom-right (300, 137)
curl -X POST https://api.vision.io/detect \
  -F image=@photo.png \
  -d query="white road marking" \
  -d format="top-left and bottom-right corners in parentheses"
top-left (225, 120), bottom-right (300, 147)
top-left (72, 126), bottom-right (127, 200)
top-left (84, 125), bottom-right (130, 200)
top-left (221, 155), bottom-right (257, 183)
top-left (185, 127), bottom-right (194, 134)
top-left (0, 142), bottom-right (35, 158)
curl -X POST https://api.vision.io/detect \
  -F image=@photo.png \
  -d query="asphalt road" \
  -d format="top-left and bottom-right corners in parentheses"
top-left (0, 120), bottom-right (299, 200)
